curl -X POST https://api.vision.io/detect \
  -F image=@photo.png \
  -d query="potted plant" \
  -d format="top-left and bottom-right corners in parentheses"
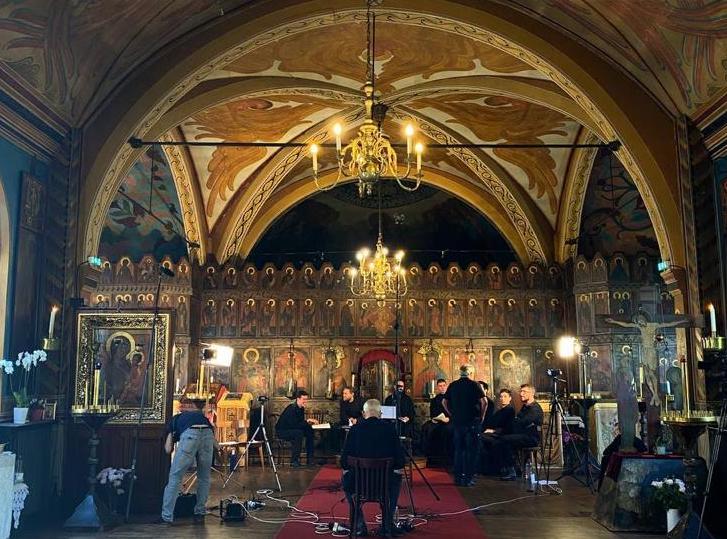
top-left (650, 477), bottom-right (687, 532)
top-left (1, 350), bottom-right (48, 424)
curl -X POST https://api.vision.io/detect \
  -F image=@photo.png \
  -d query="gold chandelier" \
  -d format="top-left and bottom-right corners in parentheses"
top-left (350, 183), bottom-right (408, 301)
top-left (310, 0), bottom-right (423, 197)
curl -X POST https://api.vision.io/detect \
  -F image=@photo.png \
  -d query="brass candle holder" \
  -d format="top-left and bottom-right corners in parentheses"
top-left (702, 335), bottom-right (726, 351)
top-left (42, 337), bottom-right (60, 351)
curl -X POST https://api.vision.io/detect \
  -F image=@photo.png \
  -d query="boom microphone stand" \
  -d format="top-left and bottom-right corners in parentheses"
top-left (124, 266), bottom-right (173, 521)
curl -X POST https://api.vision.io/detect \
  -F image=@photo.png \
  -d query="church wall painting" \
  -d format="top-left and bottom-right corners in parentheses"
top-left (412, 341), bottom-right (449, 399)
top-left (272, 346), bottom-right (311, 397)
top-left (232, 347), bottom-right (271, 396)
top-left (311, 345), bottom-right (350, 398)
top-left (99, 146), bottom-right (188, 263)
top-left (451, 346), bottom-right (493, 386)
top-left (492, 347), bottom-right (532, 400)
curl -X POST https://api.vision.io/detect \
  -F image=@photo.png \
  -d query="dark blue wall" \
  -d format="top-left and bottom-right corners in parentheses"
top-left (0, 136), bottom-right (49, 355)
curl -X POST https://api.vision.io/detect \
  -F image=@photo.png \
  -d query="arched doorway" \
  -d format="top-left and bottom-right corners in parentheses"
top-left (356, 349), bottom-right (404, 401)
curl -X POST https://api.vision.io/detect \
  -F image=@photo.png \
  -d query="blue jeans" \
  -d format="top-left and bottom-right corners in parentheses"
top-left (161, 428), bottom-right (215, 522)
top-left (453, 421), bottom-right (480, 481)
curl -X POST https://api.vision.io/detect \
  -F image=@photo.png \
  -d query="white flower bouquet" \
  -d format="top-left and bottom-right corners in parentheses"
top-left (650, 477), bottom-right (687, 512)
top-left (1, 350), bottom-right (48, 407)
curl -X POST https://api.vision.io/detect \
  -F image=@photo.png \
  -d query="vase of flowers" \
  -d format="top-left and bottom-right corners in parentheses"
top-left (650, 477), bottom-right (687, 532)
top-left (1, 350), bottom-right (48, 424)
top-left (97, 467), bottom-right (134, 515)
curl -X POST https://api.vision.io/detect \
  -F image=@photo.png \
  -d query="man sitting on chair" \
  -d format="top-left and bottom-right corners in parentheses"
top-left (492, 384), bottom-right (543, 480)
top-left (422, 379), bottom-right (452, 464)
top-left (339, 387), bottom-right (364, 426)
top-left (276, 390), bottom-right (318, 467)
top-left (479, 388), bottom-right (516, 474)
top-left (341, 399), bottom-right (405, 536)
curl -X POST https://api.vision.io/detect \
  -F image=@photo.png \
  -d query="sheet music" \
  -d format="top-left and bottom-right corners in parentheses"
top-left (312, 422), bottom-right (331, 430)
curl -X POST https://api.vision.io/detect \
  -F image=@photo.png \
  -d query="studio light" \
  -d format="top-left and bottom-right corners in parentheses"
top-left (201, 344), bottom-right (233, 367)
top-left (557, 336), bottom-right (577, 359)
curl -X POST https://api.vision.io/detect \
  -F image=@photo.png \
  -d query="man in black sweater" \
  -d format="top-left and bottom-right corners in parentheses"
top-left (492, 383), bottom-right (544, 480)
top-left (422, 379), bottom-right (452, 465)
top-left (275, 390), bottom-right (318, 467)
top-left (479, 388), bottom-right (516, 474)
top-left (443, 365), bottom-right (486, 486)
top-left (384, 380), bottom-right (416, 438)
top-left (339, 387), bottom-right (363, 426)
top-left (341, 399), bottom-right (405, 536)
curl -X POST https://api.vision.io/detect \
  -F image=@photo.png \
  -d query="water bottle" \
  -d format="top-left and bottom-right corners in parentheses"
top-left (524, 462), bottom-right (534, 491)
top-left (529, 466), bottom-right (537, 492)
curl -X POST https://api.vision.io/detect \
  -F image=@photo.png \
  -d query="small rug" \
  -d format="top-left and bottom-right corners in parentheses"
top-left (273, 465), bottom-right (487, 538)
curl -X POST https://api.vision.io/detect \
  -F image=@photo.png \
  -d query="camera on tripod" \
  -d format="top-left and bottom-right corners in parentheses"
top-left (257, 395), bottom-right (269, 404)
top-left (546, 368), bottom-right (563, 378)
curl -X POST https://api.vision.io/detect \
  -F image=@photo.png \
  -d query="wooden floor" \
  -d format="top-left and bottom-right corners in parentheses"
top-left (19, 466), bottom-right (663, 539)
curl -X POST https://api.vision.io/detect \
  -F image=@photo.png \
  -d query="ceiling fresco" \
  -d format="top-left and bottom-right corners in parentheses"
top-left (503, 0), bottom-right (727, 115)
top-left (0, 0), bottom-right (249, 121)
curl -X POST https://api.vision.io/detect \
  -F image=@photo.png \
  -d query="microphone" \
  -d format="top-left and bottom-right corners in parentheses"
top-left (159, 266), bottom-right (175, 277)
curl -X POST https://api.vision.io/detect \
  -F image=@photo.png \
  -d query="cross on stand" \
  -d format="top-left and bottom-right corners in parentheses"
top-left (602, 312), bottom-right (697, 450)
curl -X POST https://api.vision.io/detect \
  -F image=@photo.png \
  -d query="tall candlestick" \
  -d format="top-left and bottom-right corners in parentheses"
top-left (708, 304), bottom-right (717, 334)
top-left (351, 373), bottom-right (356, 389)
top-left (175, 378), bottom-right (180, 394)
top-left (48, 305), bottom-right (59, 337)
top-left (93, 363), bottom-right (101, 407)
top-left (84, 381), bottom-right (88, 409)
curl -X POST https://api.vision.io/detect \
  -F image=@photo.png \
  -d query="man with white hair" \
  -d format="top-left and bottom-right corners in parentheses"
top-left (341, 399), bottom-right (405, 536)
top-left (443, 364), bottom-right (486, 486)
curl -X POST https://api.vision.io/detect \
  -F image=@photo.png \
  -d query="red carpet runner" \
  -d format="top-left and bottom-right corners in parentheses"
top-left (274, 465), bottom-right (487, 538)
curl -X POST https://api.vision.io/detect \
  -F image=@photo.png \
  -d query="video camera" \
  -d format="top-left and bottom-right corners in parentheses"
top-left (546, 368), bottom-right (563, 378)
top-left (257, 395), bottom-right (269, 404)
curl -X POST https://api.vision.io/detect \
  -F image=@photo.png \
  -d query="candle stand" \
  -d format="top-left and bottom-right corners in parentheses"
top-left (63, 409), bottom-right (119, 530)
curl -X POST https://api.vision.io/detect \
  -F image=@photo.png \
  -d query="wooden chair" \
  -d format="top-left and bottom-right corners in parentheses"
top-left (347, 456), bottom-right (393, 538)
top-left (269, 413), bottom-right (293, 465)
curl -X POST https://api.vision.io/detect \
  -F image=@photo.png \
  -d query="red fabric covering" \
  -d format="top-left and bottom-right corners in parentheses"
top-left (274, 465), bottom-right (487, 538)
top-left (605, 451), bottom-right (683, 481)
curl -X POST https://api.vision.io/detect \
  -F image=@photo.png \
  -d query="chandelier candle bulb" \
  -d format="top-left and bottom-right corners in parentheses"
top-left (708, 304), bottom-right (717, 334)
top-left (310, 144), bottom-right (319, 173)
top-left (333, 123), bottom-right (342, 153)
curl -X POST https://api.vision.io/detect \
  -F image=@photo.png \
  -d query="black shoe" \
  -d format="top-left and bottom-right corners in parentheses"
top-left (155, 517), bottom-right (173, 527)
top-left (466, 477), bottom-right (477, 487)
top-left (290, 460), bottom-right (303, 468)
top-left (500, 472), bottom-right (517, 481)
top-left (193, 514), bottom-right (205, 524)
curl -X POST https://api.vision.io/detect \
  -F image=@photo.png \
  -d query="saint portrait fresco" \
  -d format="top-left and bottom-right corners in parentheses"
top-left (493, 348), bottom-right (532, 399)
top-left (413, 342), bottom-right (449, 398)
top-left (273, 347), bottom-right (310, 397)
top-left (312, 346), bottom-right (350, 398)
top-left (452, 347), bottom-right (492, 386)
top-left (233, 347), bottom-right (270, 397)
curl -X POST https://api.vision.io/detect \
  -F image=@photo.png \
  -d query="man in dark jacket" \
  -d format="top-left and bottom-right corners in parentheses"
top-left (422, 379), bottom-right (452, 464)
top-left (492, 384), bottom-right (544, 480)
top-left (339, 387), bottom-right (364, 426)
top-left (443, 365), bottom-right (486, 486)
top-left (384, 380), bottom-right (416, 438)
top-left (479, 388), bottom-right (516, 474)
top-left (275, 390), bottom-right (318, 467)
top-left (342, 399), bottom-right (405, 536)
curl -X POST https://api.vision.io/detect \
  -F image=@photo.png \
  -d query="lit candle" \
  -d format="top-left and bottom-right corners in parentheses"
top-left (288, 378), bottom-right (293, 395)
top-left (327, 378), bottom-right (332, 394)
top-left (351, 373), bottom-right (356, 388)
top-left (708, 304), bottom-right (717, 334)
top-left (405, 124), bottom-right (414, 156)
top-left (48, 305), bottom-right (59, 337)
top-left (666, 381), bottom-right (671, 395)
top-left (93, 363), bottom-right (101, 407)
top-left (639, 365), bottom-right (644, 388)
top-left (333, 123), bottom-right (342, 154)
top-left (310, 144), bottom-right (319, 173)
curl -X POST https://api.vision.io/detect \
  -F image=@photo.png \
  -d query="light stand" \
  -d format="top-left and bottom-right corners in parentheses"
top-left (124, 266), bottom-right (172, 521)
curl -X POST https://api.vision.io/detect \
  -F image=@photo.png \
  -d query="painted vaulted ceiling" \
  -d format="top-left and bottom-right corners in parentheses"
top-left (1, 1), bottom-right (725, 267)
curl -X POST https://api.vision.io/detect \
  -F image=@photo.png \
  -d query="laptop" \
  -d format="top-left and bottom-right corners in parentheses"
top-left (381, 405), bottom-right (397, 420)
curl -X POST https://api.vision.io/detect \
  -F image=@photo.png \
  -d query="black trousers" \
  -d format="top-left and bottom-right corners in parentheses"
top-left (452, 421), bottom-right (480, 480)
top-left (491, 434), bottom-right (538, 469)
top-left (479, 433), bottom-right (501, 474)
top-left (277, 428), bottom-right (314, 463)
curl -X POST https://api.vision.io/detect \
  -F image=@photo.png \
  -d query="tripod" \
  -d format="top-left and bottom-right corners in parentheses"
top-left (542, 376), bottom-right (581, 493)
top-left (222, 399), bottom-right (282, 492)
top-left (564, 396), bottom-right (600, 492)
top-left (697, 395), bottom-right (726, 539)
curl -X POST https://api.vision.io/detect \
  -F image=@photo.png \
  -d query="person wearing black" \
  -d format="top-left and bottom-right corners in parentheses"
top-left (479, 388), bottom-right (516, 474)
top-left (341, 399), bottom-right (405, 537)
top-left (493, 383), bottom-right (544, 480)
top-left (443, 365), bottom-right (486, 486)
top-left (384, 380), bottom-right (416, 438)
top-left (276, 390), bottom-right (319, 467)
top-left (478, 381), bottom-right (495, 427)
top-left (422, 379), bottom-right (452, 465)
top-left (339, 387), bottom-right (363, 426)
top-left (161, 397), bottom-right (216, 525)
